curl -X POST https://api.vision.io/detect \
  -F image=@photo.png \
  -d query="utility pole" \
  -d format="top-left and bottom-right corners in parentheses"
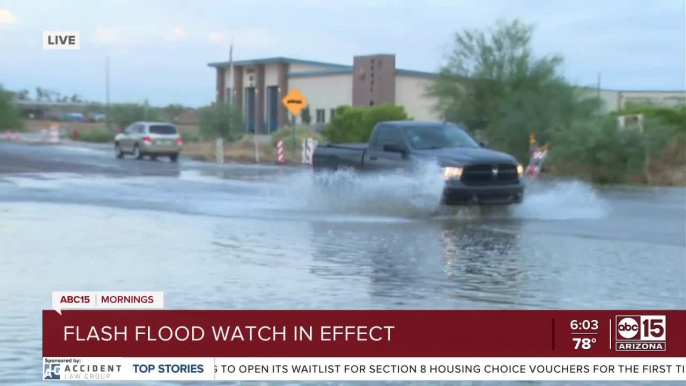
top-left (229, 37), bottom-right (234, 106)
top-left (105, 56), bottom-right (111, 131)
top-left (597, 71), bottom-right (601, 99)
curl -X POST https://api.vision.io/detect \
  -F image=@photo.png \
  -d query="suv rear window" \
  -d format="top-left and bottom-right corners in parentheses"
top-left (149, 125), bottom-right (178, 135)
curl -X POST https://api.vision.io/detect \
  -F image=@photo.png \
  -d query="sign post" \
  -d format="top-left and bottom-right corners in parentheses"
top-left (282, 88), bottom-right (308, 163)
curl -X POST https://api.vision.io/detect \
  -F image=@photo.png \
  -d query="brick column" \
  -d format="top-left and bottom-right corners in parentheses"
top-left (216, 68), bottom-right (225, 103)
top-left (233, 67), bottom-right (243, 108)
top-left (255, 65), bottom-right (266, 134)
top-left (352, 54), bottom-right (396, 107)
top-left (277, 63), bottom-right (289, 128)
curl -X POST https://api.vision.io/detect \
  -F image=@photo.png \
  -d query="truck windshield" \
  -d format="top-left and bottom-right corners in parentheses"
top-left (404, 125), bottom-right (479, 150)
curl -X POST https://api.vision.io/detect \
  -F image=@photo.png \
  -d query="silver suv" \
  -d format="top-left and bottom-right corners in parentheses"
top-left (115, 121), bottom-right (182, 162)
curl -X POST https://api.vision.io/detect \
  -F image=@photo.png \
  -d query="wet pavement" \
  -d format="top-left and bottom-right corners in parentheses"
top-left (0, 142), bottom-right (684, 385)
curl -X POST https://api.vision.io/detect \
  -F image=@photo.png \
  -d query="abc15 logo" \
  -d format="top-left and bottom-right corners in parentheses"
top-left (615, 315), bottom-right (666, 341)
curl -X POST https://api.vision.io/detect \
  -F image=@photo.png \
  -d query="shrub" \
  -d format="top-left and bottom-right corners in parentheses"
top-left (110, 104), bottom-right (161, 130)
top-left (199, 103), bottom-right (243, 141)
top-left (182, 134), bottom-right (201, 143)
top-left (615, 103), bottom-right (686, 137)
top-left (0, 85), bottom-right (23, 131)
top-left (78, 129), bottom-right (114, 143)
top-left (322, 104), bottom-right (409, 143)
top-left (271, 125), bottom-right (323, 151)
top-left (548, 116), bottom-right (677, 184)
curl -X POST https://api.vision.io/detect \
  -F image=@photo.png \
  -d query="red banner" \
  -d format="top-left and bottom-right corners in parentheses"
top-left (43, 310), bottom-right (685, 358)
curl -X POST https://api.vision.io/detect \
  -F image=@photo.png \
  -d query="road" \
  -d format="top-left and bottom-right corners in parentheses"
top-left (0, 141), bottom-right (684, 385)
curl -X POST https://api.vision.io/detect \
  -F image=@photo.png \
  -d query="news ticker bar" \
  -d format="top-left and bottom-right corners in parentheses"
top-left (43, 357), bottom-right (686, 381)
top-left (43, 310), bottom-right (685, 357)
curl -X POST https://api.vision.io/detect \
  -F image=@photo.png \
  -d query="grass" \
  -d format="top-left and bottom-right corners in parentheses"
top-left (183, 135), bottom-right (304, 164)
top-left (77, 130), bottom-right (115, 143)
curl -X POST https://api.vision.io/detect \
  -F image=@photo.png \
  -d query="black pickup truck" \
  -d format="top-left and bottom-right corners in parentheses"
top-left (312, 121), bottom-right (525, 205)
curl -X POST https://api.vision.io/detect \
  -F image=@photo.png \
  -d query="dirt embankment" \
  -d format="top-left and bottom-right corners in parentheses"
top-left (638, 135), bottom-right (686, 186)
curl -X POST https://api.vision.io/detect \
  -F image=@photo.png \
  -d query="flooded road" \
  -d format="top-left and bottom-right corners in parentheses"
top-left (0, 142), bottom-right (684, 384)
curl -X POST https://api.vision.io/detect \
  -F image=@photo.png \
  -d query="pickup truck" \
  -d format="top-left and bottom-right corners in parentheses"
top-left (312, 121), bottom-right (525, 205)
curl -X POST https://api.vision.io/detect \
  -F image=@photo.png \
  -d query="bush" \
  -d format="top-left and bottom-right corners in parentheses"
top-left (617, 103), bottom-right (686, 136)
top-left (182, 134), bottom-right (201, 143)
top-left (427, 19), bottom-right (602, 162)
top-left (271, 125), bottom-right (323, 151)
top-left (110, 104), bottom-right (160, 130)
top-left (198, 103), bottom-right (243, 141)
top-left (0, 85), bottom-right (23, 131)
top-left (78, 129), bottom-right (114, 143)
top-left (322, 104), bottom-right (409, 143)
top-left (548, 116), bottom-right (677, 184)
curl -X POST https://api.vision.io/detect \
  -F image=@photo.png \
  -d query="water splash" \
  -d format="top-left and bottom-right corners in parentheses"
top-left (271, 168), bottom-right (608, 221)
top-left (277, 162), bottom-right (446, 218)
top-left (510, 179), bottom-right (609, 220)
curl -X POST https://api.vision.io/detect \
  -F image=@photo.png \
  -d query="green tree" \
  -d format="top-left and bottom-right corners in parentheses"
top-left (300, 106), bottom-right (311, 125)
top-left (17, 89), bottom-right (30, 101)
top-left (163, 103), bottom-right (185, 122)
top-left (323, 104), bottom-right (409, 143)
top-left (427, 19), bottom-right (600, 162)
top-left (0, 85), bottom-right (23, 131)
top-left (198, 103), bottom-right (243, 141)
top-left (110, 103), bottom-right (161, 130)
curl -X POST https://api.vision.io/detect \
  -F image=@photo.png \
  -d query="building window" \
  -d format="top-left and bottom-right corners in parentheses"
top-left (316, 109), bottom-right (325, 123)
top-left (330, 109), bottom-right (336, 121)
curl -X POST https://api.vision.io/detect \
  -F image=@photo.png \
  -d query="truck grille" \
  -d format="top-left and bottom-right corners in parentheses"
top-left (461, 164), bottom-right (519, 186)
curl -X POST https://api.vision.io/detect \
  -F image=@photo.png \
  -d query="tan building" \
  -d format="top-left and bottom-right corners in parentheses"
top-left (580, 88), bottom-right (686, 114)
top-left (208, 54), bottom-right (685, 133)
top-left (208, 54), bottom-right (441, 133)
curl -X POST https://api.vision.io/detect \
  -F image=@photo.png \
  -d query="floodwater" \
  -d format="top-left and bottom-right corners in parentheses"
top-left (0, 143), bottom-right (684, 385)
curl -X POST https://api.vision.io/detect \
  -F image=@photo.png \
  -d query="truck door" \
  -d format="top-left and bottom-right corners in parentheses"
top-left (363, 125), bottom-right (410, 172)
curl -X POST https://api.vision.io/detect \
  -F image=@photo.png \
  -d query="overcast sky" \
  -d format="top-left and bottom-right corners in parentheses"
top-left (0, 0), bottom-right (683, 107)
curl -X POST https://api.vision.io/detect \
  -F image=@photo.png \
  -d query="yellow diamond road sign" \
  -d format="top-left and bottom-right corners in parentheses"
top-left (282, 88), bottom-right (308, 116)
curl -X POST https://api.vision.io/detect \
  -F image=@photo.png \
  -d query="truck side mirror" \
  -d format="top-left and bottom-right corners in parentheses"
top-left (479, 141), bottom-right (488, 148)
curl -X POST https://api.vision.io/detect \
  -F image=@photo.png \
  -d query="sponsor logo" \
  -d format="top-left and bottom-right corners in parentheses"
top-left (44, 363), bottom-right (60, 380)
top-left (615, 315), bottom-right (666, 351)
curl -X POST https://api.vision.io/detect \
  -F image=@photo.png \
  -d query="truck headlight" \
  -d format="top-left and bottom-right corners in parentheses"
top-left (517, 164), bottom-right (524, 177)
top-left (443, 167), bottom-right (463, 180)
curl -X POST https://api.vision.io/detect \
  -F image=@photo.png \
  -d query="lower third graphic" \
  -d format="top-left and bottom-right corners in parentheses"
top-left (615, 315), bottom-right (667, 351)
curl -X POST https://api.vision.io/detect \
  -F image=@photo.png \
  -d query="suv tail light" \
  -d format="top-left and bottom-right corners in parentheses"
top-left (143, 137), bottom-right (151, 144)
top-left (177, 138), bottom-right (183, 145)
